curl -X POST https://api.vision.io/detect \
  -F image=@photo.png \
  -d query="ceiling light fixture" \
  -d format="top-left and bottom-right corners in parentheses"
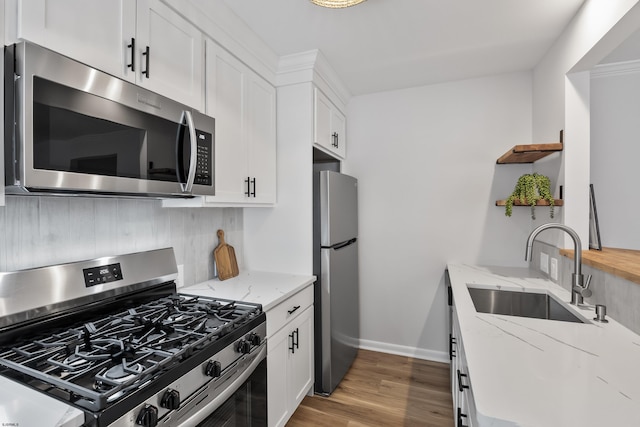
top-left (310, 0), bottom-right (366, 8)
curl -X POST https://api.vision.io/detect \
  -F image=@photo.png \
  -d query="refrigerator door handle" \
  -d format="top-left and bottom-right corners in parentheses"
top-left (322, 238), bottom-right (357, 251)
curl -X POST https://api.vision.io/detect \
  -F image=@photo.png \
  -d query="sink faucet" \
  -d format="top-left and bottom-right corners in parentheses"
top-left (525, 223), bottom-right (592, 305)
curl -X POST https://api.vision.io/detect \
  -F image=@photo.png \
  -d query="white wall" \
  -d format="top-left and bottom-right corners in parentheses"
top-left (532, 0), bottom-right (640, 249)
top-left (590, 64), bottom-right (640, 249)
top-left (343, 71), bottom-right (533, 360)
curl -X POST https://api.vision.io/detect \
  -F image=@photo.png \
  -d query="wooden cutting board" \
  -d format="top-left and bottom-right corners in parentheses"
top-left (214, 229), bottom-right (239, 281)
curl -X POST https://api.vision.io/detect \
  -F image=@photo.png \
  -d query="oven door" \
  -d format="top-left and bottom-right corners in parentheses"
top-left (177, 343), bottom-right (267, 427)
top-left (195, 358), bottom-right (267, 427)
top-left (7, 42), bottom-right (215, 197)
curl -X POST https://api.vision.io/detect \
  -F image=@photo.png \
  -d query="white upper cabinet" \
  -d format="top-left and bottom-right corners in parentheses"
top-left (135, 0), bottom-right (203, 110)
top-left (204, 40), bottom-right (276, 205)
top-left (17, 0), bottom-right (203, 110)
top-left (206, 42), bottom-right (247, 202)
top-left (17, 0), bottom-right (136, 82)
top-left (246, 73), bottom-right (277, 204)
top-left (314, 87), bottom-right (346, 159)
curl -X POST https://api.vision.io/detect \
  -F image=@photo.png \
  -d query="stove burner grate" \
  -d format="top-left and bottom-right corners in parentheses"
top-left (0, 294), bottom-right (262, 412)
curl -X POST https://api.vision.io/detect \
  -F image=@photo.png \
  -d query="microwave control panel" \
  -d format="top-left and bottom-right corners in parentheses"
top-left (194, 130), bottom-right (212, 186)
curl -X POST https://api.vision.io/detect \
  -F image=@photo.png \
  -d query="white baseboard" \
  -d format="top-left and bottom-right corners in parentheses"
top-left (358, 339), bottom-right (450, 364)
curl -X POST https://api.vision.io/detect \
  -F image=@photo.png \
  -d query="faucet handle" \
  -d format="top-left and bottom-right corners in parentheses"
top-left (580, 275), bottom-right (592, 298)
top-left (572, 274), bottom-right (593, 300)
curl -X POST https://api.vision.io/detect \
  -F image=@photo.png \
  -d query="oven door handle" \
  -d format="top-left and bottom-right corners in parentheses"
top-left (180, 342), bottom-right (267, 427)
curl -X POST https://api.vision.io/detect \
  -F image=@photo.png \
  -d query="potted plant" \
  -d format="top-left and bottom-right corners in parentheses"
top-left (505, 173), bottom-right (554, 219)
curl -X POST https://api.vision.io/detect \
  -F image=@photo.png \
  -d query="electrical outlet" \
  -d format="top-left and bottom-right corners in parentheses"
top-left (540, 252), bottom-right (549, 274)
top-left (550, 258), bottom-right (558, 281)
top-left (177, 264), bottom-right (184, 288)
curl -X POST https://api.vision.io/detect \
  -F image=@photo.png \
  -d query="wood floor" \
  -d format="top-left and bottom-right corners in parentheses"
top-left (286, 349), bottom-right (454, 427)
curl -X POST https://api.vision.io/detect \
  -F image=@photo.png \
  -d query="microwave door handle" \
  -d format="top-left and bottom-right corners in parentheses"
top-left (183, 110), bottom-right (198, 193)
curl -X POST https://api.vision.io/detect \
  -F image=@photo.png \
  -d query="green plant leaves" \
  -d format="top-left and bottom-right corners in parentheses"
top-left (504, 173), bottom-right (554, 219)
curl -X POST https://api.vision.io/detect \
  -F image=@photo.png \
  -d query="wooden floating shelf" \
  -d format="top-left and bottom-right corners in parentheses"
top-left (495, 199), bottom-right (564, 207)
top-left (496, 142), bottom-right (563, 164)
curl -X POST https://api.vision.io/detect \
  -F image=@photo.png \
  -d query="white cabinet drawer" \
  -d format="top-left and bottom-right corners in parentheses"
top-left (266, 285), bottom-right (313, 338)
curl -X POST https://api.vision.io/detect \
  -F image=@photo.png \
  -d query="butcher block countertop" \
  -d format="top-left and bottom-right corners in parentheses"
top-left (447, 264), bottom-right (640, 427)
top-left (560, 247), bottom-right (640, 285)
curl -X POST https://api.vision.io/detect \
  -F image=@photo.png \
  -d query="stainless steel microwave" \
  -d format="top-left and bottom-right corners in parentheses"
top-left (4, 42), bottom-right (215, 198)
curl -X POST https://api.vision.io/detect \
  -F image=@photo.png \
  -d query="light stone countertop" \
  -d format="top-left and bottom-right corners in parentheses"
top-left (0, 376), bottom-right (85, 426)
top-left (447, 264), bottom-right (640, 427)
top-left (180, 270), bottom-right (316, 312)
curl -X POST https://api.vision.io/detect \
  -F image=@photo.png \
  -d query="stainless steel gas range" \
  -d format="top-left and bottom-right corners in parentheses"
top-left (0, 248), bottom-right (267, 427)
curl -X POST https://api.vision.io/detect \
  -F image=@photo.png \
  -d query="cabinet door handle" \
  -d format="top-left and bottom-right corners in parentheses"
top-left (288, 328), bottom-right (299, 354)
top-left (142, 46), bottom-right (150, 78)
top-left (288, 331), bottom-right (295, 354)
top-left (332, 132), bottom-right (339, 148)
top-left (250, 177), bottom-right (256, 197)
top-left (457, 369), bottom-right (469, 392)
top-left (127, 38), bottom-right (135, 71)
top-left (457, 408), bottom-right (469, 427)
top-left (244, 177), bottom-right (251, 197)
top-left (287, 305), bottom-right (301, 315)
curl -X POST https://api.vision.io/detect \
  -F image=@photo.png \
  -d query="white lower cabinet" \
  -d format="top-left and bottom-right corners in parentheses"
top-left (266, 285), bottom-right (314, 427)
top-left (451, 304), bottom-right (477, 427)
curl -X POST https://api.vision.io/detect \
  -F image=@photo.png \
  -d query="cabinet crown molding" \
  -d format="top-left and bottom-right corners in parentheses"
top-left (591, 59), bottom-right (640, 78)
top-left (277, 49), bottom-right (351, 110)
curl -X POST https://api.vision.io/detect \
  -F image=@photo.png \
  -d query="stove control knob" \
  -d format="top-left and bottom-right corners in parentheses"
top-left (136, 404), bottom-right (158, 427)
top-left (160, 388), bottom-right (180, 410)
top-left (205, 360), bottom-right (222, 378)
top-left (249, 333), bottom-right (262, 346)
top-left (236, 339), bottom-right (251, 354)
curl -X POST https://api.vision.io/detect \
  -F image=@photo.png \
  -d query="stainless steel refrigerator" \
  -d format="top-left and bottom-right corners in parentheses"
top-left (313, 169), bottom-right (359, 395)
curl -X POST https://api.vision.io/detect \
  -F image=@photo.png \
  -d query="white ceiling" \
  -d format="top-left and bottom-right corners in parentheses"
top-left (222, 0), bottom-right (586, 96)
top-left (600, 28), bottom-right (640, 64)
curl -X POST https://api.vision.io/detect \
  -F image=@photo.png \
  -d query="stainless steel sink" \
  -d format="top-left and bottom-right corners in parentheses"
top-left (467, 287), bottom-right (586, 323)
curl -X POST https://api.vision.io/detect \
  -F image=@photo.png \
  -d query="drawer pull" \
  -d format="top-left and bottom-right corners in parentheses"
top-left (287, 305), bottom-right (301, 315)
top-left (457, 369), bottom-right (469, 392)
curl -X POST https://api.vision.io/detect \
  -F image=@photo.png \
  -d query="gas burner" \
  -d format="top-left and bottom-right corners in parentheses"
top-left (74, 338), bottom-right (137, 364)
top-left (167, 313), bottom-right (186, 322)
top-left (94, 362), bottom-right (144, 392)
top-left (94, 362), bottom-right (146, 404)
top-left (103, 363), bottom-right (143, 382)
top-left (61, 354), bottom-right (92, 371)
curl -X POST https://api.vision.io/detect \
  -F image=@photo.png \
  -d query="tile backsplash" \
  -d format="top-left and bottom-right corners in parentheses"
top-left (0, 196), bottom-right (243, 288)
top-left (531, 240), bottom-right (640, 335)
